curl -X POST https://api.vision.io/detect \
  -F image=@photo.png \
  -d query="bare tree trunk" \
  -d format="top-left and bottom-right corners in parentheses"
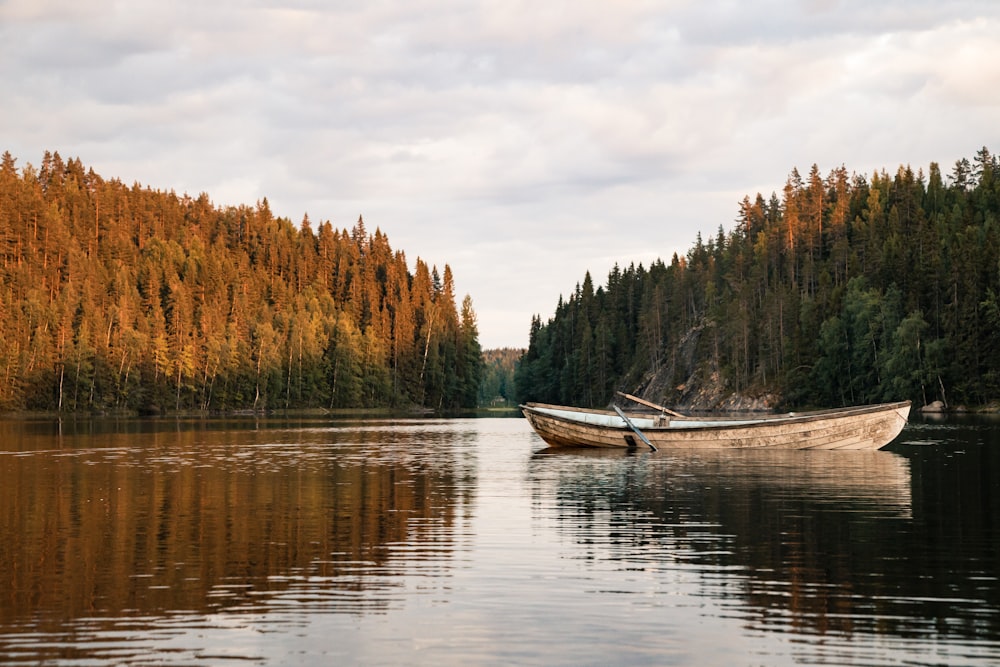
top-left (286, 342), bottom-right (293, 409)
top-left (254, 347), bottom-right (262, 411)
top-left (420, 306), bottom-right (436, 383)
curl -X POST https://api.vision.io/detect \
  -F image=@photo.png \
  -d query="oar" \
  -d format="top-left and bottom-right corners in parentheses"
top-left (616, 391), bottom-right (687, 418)
top-left (613, 405), bottom-right (657, 452)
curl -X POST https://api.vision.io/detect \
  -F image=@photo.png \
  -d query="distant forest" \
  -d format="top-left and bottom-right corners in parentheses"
top-left (0, 151), bottom-right (482, 412)
top-left (478, 347), bottom-right (522, 407)
top-left (516, 148), bottom-right (1000, 410)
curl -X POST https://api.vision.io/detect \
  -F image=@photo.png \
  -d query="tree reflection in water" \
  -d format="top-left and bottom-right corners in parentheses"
top-left (528, 445), bottom-right (1000, 644)
top-left (0, 417), bottom-right (476, 631)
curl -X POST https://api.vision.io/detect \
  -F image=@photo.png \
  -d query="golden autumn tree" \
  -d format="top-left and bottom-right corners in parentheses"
top-left (0, 153), bottom-right (483, 412)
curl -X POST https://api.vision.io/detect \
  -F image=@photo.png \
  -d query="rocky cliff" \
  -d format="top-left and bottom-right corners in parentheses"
top-left (624, 321), bottom-right (778, 412)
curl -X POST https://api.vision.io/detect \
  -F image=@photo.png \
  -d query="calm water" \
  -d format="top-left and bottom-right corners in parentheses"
top-left (1, 413), bottom-right (999, 665)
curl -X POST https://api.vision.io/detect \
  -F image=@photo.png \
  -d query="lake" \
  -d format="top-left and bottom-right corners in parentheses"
top-left (1, 413), bottom-right (999, 665)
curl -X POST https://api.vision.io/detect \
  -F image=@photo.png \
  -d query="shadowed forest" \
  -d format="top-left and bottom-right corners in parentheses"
top-left (516, 148), bottom-right (1000, 410)
top-left (0, 151), bottom-right (482, 413)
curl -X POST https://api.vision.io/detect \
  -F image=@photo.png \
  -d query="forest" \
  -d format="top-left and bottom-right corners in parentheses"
top-left (478, 347), bottom-right (522, 407)
top-left (516, 148), bottom-right (1000, 411)
top-left (0, 151), bottom-right (482, 413)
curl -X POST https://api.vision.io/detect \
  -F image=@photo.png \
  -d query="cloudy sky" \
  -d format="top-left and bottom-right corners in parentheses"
top-left (2, 1), bottom-right (998, 348)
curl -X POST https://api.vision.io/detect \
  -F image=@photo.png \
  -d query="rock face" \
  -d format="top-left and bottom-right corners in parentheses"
top-left (921, 400), bottom-right (946, 413)
top-left (627, 321), bottom-right (777, 412)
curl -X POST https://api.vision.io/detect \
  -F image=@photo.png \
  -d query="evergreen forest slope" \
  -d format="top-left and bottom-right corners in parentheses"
top-left (0, 151), bottom-right (482, 413)
top-left (516, 148), bottom-right (1000, 411)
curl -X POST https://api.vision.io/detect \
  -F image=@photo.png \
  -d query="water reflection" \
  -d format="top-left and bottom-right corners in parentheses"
top-left (527, 446), bottom-right (998, 651)
top-left (0, 418), bottom-right (476, 636)
top-left (3, 416), bottom-right (1000, 665)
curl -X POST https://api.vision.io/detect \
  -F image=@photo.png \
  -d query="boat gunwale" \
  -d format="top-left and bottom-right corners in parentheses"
top-left (520, 400), bottom-right (912, 433)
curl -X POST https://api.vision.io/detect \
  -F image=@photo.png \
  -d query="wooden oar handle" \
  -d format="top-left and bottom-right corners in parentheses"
top-left (616, 391), bottom-right (686, 418)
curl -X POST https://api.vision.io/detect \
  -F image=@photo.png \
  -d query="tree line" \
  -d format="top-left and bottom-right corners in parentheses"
top-left (516, 148), bottom-right (1000, 410)
top-left (0, 151), bottom-right (483, 412)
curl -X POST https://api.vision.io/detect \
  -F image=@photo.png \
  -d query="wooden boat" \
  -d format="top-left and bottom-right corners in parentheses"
top-left (520, 398), bottom-right (911, 451)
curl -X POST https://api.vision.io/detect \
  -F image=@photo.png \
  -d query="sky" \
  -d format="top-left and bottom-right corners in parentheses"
top-left (2, 1), bottom-right (999, 349)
